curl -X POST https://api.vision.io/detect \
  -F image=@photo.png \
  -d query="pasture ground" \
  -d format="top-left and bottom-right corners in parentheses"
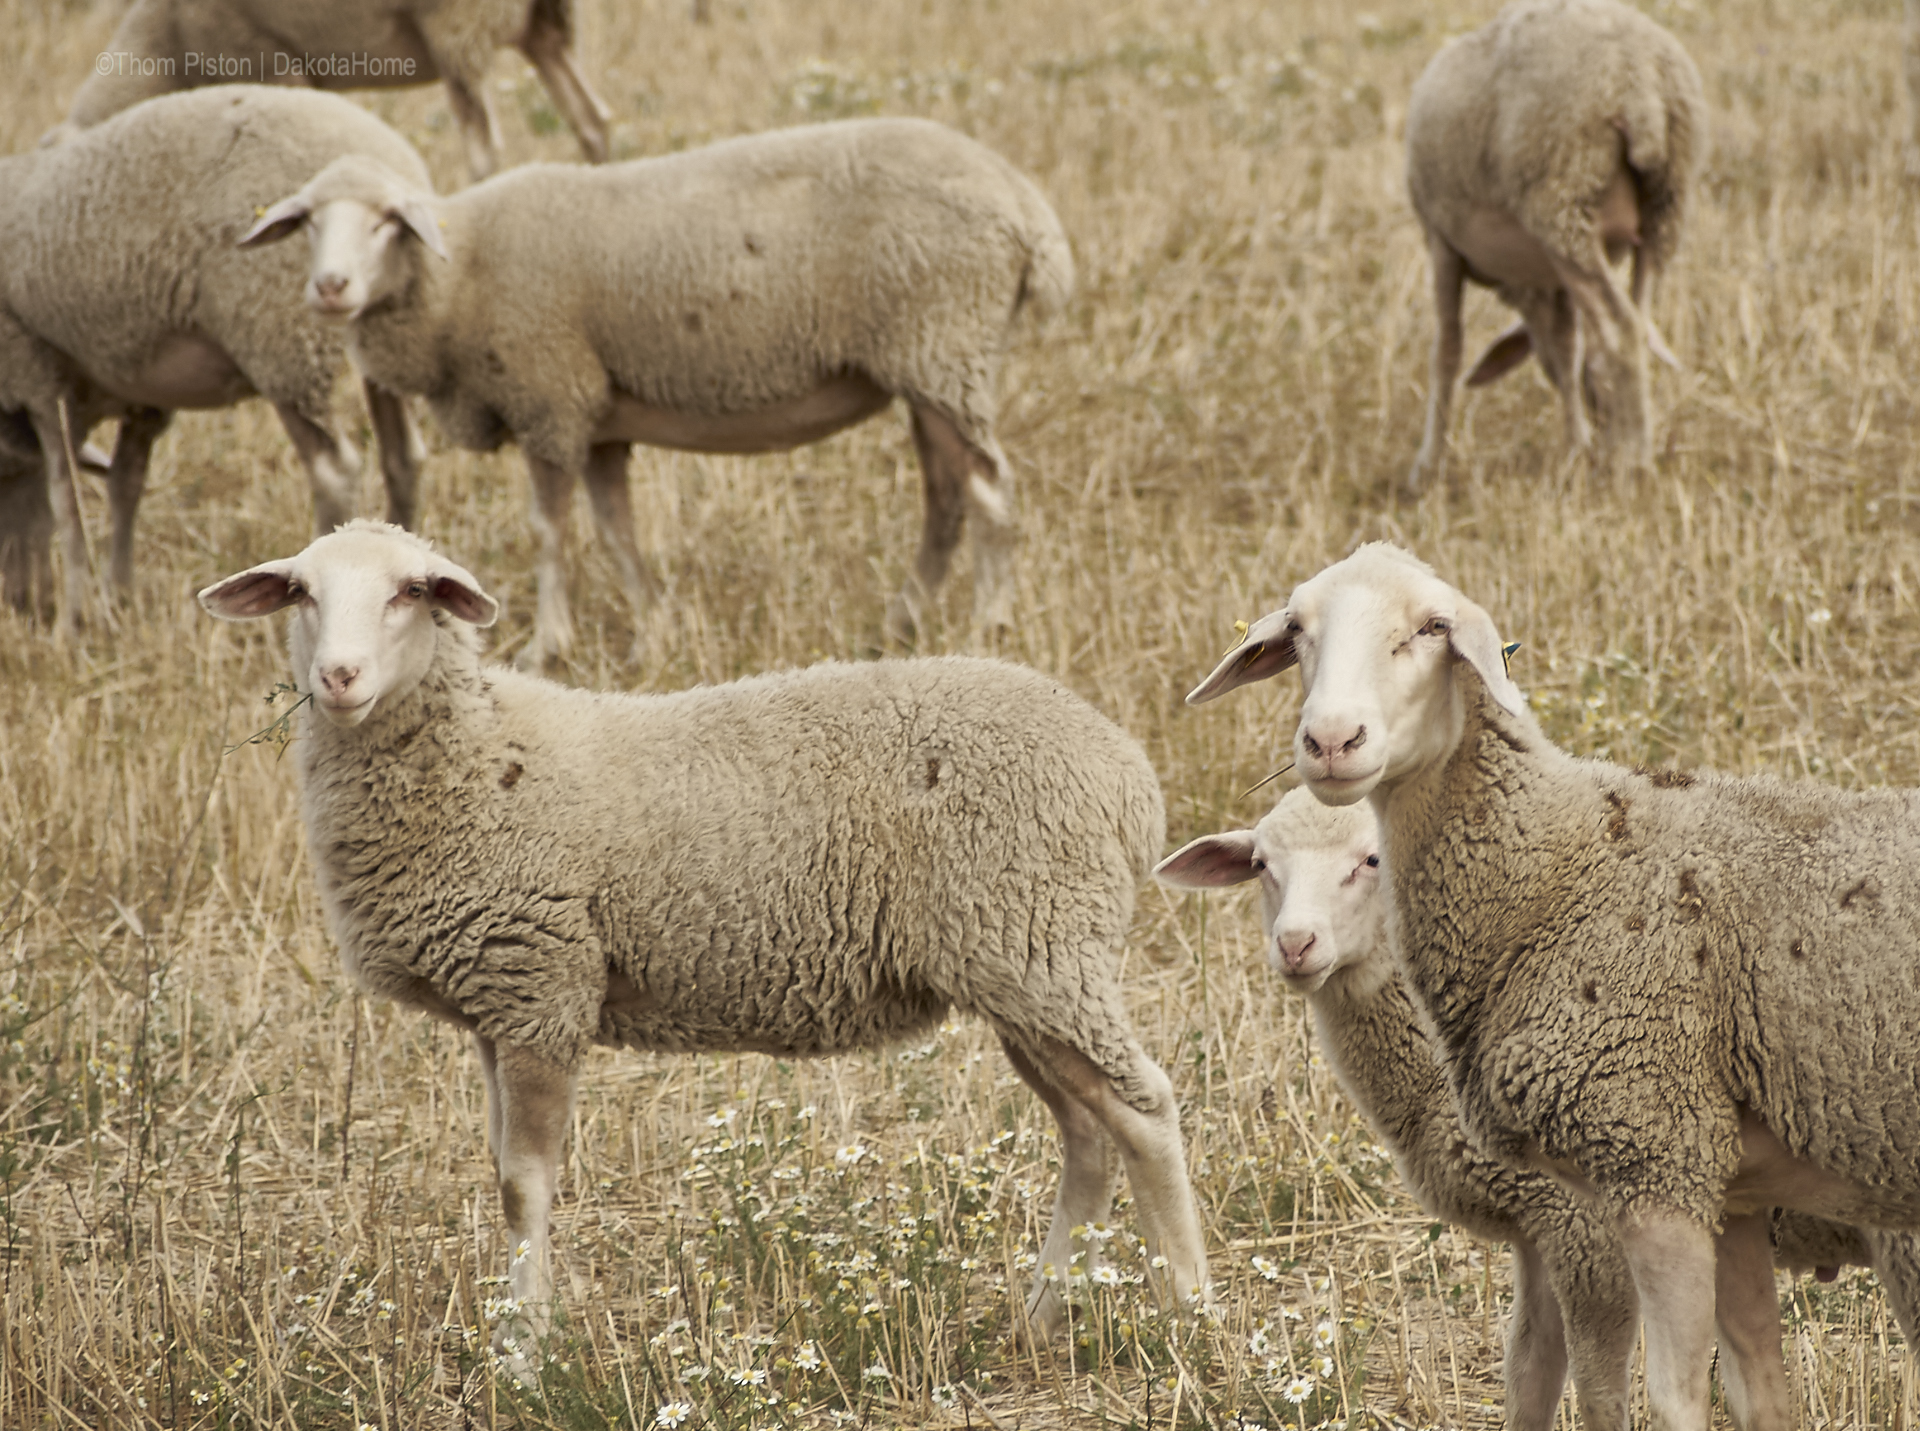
top-left (3, 0), bottom-right (1918, 1425)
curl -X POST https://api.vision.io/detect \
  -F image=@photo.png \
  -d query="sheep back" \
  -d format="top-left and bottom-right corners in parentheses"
top-left (2, 86), bottom-right (430, 415)
top-left (1396, 683), bottom-right (1920, 1226)
top-left (301, 650), bottom-right (1163, 1088)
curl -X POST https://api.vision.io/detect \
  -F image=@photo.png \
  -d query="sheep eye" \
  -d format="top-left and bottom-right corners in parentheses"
top-left (1419, 617), bottom-right (1450, 637)
top-left (286, 579), bottom-right (306, 600)
top-left (1283, 616), bottom-right (1302, 635)
top-left (1364, 854), bottom-right (1380, 868)
top-left (405, 580), bottom-right (428, 599)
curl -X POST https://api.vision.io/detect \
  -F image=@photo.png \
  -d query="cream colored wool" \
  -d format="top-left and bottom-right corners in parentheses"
top-left (48, 0), bottom-right (609, 180)
top-left (1405, 0), bottom-right (1705, 487)
top-left (0, 85), bottom-right (431, 627)
top-left (241, 117), bottom-right (1074, 665)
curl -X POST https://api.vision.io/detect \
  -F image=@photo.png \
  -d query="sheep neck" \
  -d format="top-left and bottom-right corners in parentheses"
top-left (347, 229), bottom-right (457, 401)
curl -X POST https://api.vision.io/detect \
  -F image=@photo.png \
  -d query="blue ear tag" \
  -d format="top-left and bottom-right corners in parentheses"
top-left (1501, 641), bottom-right (1521, 676)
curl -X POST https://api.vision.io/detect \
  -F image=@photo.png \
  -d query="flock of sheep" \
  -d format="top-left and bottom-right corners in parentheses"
top-left (9, 0), bottom-right (1920, 1424)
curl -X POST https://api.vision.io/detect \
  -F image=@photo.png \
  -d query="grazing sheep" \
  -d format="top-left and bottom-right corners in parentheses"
top-left (0, 85), bottom-right (432, 632)
top-left (1404, 0), bottom-right (1704, 489)
top-left (48, 0), bottom-right (610, 181)
top-left (197, 520), bottom-right (1207, 1378)
top-left (1186, 542), bottom-right (1920, 1431)
top-left (238, 117), bottom-right (1074, 667)
top-left (1158, 787), bottom-right (1920, 1428)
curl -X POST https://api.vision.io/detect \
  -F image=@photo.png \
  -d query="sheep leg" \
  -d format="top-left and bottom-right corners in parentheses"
top-left (1866, 1228), bottom-right (1920, 1348)
top-left (518, 1), bottom-right (613, 164)
top-left (1552, 255), bottom-right (1652, 474)
top-left (1535, 1225), bottom-right (1636, 1431)
top-left (1018, 1036), bottom-right (1208, 1316)
top-left (364, 381), bottom-right (424, 531)
top-left (31, 407), bottom-right (91, 638)
top-left (889, 404), bottom-right (1016, 644)
top-left (999, 1037), bottom-right (1121, 1341)
top-left (1506, 288), bottom-right (1592, 456)
top-left (1905, 0), bottom-right (1920, 179)
top-left (472, 1033), bottom-right (505, 1169)
top-left (1408, 234), bottom-right (1465, 493)
top-left (582, 442), bottom-right (665, 642)
top-left (1712, 1211), bottom-right (1791, 1431)
top-left (440, 68), bottom-right (505, 182)
top-left (104, 407), bottom-right (170, 595)
top-left (271, 403), bottom-right (363, 537)
top-left (1621, 1210), bottom-right (1716, 1431)
top-left (1502, 1238), bottom-right (1571, 1431)
top-left (0, 450), bottom-right (53, 619)
top-left (521, 456), bottom-right (578, 670)
top-left (486, 1041), bottom-right (578, 1383)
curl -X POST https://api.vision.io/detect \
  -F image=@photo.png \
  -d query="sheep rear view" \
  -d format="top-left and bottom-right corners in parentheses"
top-left (1405, 0), bottom-right (1704, 488)
top-left (240, 117), bottom-right (1075, 667)
top-left (198, 521), bottom-right (1205, 1380)
top-left (1185, 543), bottom-right (1920, 1431)
top-left (48, 0), bottom-right (610, 180)
top-left (0, 85), bottom-right (433, 630)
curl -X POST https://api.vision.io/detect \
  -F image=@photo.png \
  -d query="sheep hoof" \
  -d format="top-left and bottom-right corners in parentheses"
top-left (490, 1323), bottom-right (542, 1388)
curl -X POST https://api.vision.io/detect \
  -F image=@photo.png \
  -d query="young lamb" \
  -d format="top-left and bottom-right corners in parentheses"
top-left (197, 521), bottom-right (1206, 1378)
top-left (1404, 0), bottom-right (1704, 489)
top-left (47, 0), bottom-right (610, 181)
top-left (238, 117), bottom-right (1075, 667)
top-left (1158, 787), bottom-right (1920, 1429)
top-left (0, 85), bottom-right (432, 631)
top-left (1186, 542), bottom-right (1920, 1431)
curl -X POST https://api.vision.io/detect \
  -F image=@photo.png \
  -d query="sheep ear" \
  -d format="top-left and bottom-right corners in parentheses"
top-left (198, 560), bottom-right (298, 619)
top-left (238, 194), bottom-right (311, 248)
top-left (1449, 598), bottom-right (1525, 718)
top-left (1153, 831), bottom-right (1262, 890)
top-left (430, 564), bottom-right (497, 627)
top-left (390, 196), bottom-right (448, 260)
top-left (1465, 323), bottom-right (1533, 387)
top-left (1186, 609), bottom-right (1297, 705)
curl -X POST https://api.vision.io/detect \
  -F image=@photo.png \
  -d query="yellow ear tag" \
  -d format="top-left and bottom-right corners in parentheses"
top-left (1224, 618), bottom-right (1249, 655)
top-left (254, 205), bottom-right (267, 217)
top-left (1501, 640), bottom-right (1521, 675)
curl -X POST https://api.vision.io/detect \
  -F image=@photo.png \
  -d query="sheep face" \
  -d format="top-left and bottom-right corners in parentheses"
top-left (198, 522), bottom-right (495, 728)
top-left (1186, 544), bottom-right (1526, 805)
top-left (1155, 791), bottom-right (1384, 993)
top-left (239, 155), bottom-right (447, 320)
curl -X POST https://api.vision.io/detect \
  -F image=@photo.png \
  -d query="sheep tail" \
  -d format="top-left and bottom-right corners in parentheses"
top-left (1009, 176), bottom-right (1076, 324)
top-left (1620, 49), bottom-right (1704, 276)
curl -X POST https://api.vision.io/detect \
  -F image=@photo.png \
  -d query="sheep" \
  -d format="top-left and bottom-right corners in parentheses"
top-left (1185, 541), bottom-right (1920, 1431)
top-left (196, 519), bottom-right (1208, 1378)
top-left (1157, 786), bottom-right (1920, 1428)
top-left (1404, 0), bottom-right (1704, 490)
top-left (0, 84), bottom-right (433, 633)
top-left (47, 0), bottom-right (610, 181)
top-left (236, 116), bottom-right (1075, 667)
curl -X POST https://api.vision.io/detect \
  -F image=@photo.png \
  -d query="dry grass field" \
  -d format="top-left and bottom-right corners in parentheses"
top-left (4, 0), bottom-right (1920, 1425)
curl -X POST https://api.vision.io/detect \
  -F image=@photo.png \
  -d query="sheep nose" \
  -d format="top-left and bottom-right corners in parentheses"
top-left (1301, 722), bottom-right (1366, 760)
top-left (319, 664), bottom-right (360, 700)
top-left (313, 273), bottom-right (348, 301)
top-left (1277, 931), bottom-right (1316, 971)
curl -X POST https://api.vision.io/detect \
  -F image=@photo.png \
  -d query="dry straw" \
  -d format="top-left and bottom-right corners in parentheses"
top-left (2, 0), bottom-right (1917, 1426)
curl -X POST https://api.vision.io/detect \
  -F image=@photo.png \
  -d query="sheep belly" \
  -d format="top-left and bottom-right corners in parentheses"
top-left (110, 331), bottom-right (255, 409)
top-left (594, 372), bottom-right (892, 454)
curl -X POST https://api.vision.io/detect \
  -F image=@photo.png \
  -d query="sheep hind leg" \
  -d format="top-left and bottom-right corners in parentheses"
top-left (1621, 1209), bottom-right (1716, 1431)
top-left (1408, 235), bottom-right (1466, 493)
top-left (1505, 287), bottom-right (1592, 458)
top-left (518, 0), bottom-right (613, 164)
top-left (999, 1037), bottom-right (1121, 1343)
top-left (884, 403), bottom-right (970, 646)
top-left (439, 67), bottom-right (505, 181)
top-left (1503, 1238), bottom-right (1572, 1431)
top-left (520, 456), bottom-right (579, 670)
top-left (271, 403), bottom-right (363, 537)
top-left (1018, 1035), bottom-right (1208, 1318)
top-left (486, 1042), bottom-right (578, 1386)
top-left (1553, 254), bottom-right (1652, 475)
top-left (103, 407), bottom-right (170, 596)
top-left (582, 441), bottom-right (664, 653)
top-left (364, 381), bottom-right (424, 530)
top-left (31, 405), bottom-right (93, 639)
top-left (1713, 1211), bottom-right (1791, 1431)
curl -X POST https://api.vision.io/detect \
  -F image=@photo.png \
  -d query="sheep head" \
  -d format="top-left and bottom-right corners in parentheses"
top-left (1155, 788), bottom-right (1385, 995)
top-left (239, 154), bottom-right (447, 319)
top-left (198, 520), bottom-right (496, 728)
top-left (1187, 543), bottom-right (1524, 805)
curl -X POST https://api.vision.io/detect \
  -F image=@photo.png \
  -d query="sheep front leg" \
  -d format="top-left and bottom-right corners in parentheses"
top-left (521, 456), bottom-right (578, 670)
top-left (485, 1040), bottom-right (578, 1384)
top-left (999, 1037), bottom-right (1121, 1341)
top-left (1621, 1209), bottom-right (1715, 1431)
top-left (582, 442), bottom-right (664, 650)
top-left (363, 381), bottom-right (424, 531)
top-left (31, 407), bottom-right (90, 638)
top-left (1553, 256), bottom-right (1652, 475)
top-left (1503, 1238), bottom-right (1571, 1431)
top-left (271, 403), bottom-right (363, 537)
top-left (104, 407), bottom-right (170, 595)
top-left (1713, 1211), bottom-right (1791, 1431)
top-left (1408, 235), bottom-right (1465, 493)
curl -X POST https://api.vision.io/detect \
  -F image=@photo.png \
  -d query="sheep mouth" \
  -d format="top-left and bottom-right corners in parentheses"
top-left (1302, 769), bottom-right (1382, 805)
top-left (317, 694), bottom-right (377, 726)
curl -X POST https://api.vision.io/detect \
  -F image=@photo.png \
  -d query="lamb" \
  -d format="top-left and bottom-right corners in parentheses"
top-left (0, 85), bottom-right (433, 631)
top-left (237, 117), bottom-right (1075, 667)
top-left (1404, 0), bottom-right (1704, 489)
top-left (47, 0), bottom-right (610, 181)
top-left (1185, 542), bottom-right (1920, 1431)
top-left (1157, 787), bottom-right (1920, 1428)
top-left (196, 520), bottom-right (1207, 1378)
